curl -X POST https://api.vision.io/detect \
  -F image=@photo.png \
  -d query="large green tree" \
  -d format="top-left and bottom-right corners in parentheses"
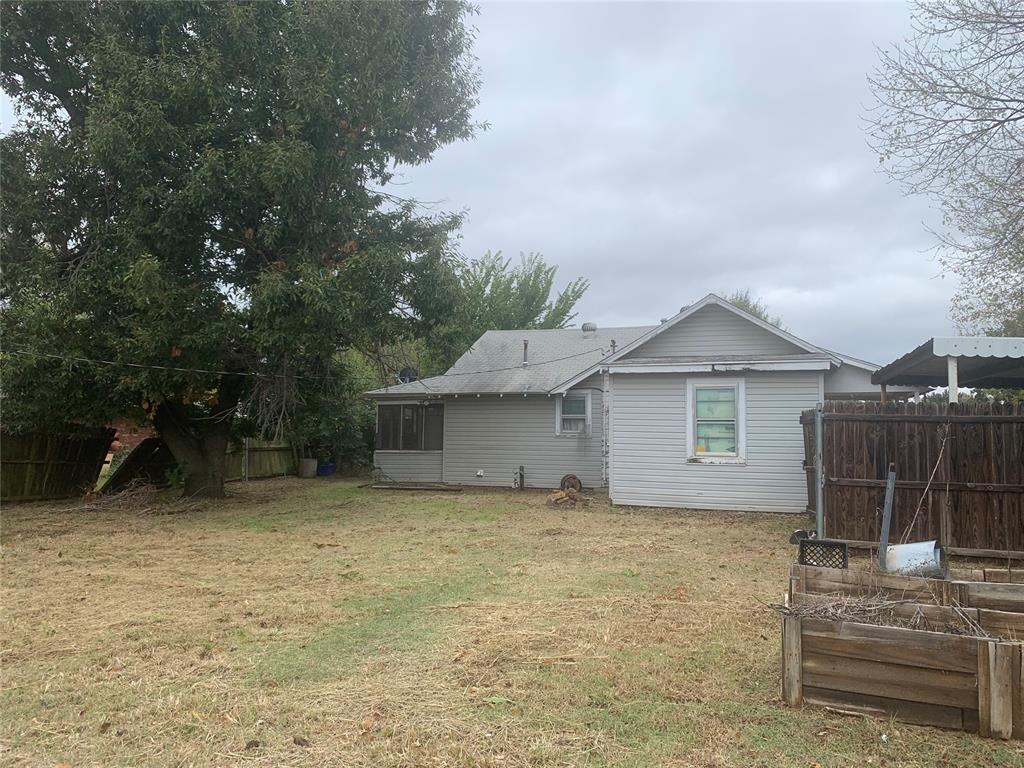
top-left (0, 1), bottom-right (479, 496)
top-left (424, 251), bottom-right (589, 372)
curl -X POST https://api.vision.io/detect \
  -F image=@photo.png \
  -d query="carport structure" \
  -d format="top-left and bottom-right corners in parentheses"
top-left (872, 336), bottom-right (1024, 403)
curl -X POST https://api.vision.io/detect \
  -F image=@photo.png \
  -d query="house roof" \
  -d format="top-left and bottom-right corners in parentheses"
top-left (551, 293), bottom-right (846, 393)
top-left (872, 336), bottom-right (1024, 388)
top-left (367, 293), bottom-right (892, 399)
top-left (366, 325), bottom-right (654, 397)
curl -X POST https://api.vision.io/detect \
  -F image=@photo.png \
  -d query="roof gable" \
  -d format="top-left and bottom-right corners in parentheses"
top-left (621, 302), bottom-right (805, 359)
top-left (614, 296), bottom-right (823, 364)
top-left (551, 294), bottom-right (836, 393)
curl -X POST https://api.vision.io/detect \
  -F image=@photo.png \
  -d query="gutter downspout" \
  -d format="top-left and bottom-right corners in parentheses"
top-left (601, 367), bottom-right (610, 487)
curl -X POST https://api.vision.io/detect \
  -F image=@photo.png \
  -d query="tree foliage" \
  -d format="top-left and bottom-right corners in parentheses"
top-left (723, 290), bottom-right (785, 329)
top-left (0, 1), bottom-right (480, 495)
top-left (978, 306), bottom-right (1024, 403)
top-left (868, 0), bottom-right (1024, 330)
top-left (426, 251), bottom-right (589, 372)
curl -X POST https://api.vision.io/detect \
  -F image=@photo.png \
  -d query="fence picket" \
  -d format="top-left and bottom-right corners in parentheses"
top-left (802, 401), bottom-right (1024, 554)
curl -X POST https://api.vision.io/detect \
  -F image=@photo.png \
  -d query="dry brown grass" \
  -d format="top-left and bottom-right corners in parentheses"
top-left (1, 478), bottom-right (1021, 767)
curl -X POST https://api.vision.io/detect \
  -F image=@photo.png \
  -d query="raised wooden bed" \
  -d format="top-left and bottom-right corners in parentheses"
top-left (782, 615), bottom-right (1023, 738)
top-left (790, 564), bottom-right (1024, 635)
top-left (783, 563), bottom-right (1024, 738)
top-left (951, 567), bottom-right (1024, 584)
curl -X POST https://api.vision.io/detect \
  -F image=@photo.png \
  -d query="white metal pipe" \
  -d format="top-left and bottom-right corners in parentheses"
top-left (947, 355), bottom-right (959, 403)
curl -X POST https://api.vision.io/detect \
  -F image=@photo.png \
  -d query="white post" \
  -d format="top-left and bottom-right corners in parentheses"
top-left (946, 356), bottom-right (959, 404)
top-left (814, 403), bottom-right (824, 538)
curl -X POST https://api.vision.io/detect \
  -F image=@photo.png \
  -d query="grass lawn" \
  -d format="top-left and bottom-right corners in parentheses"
top-left (2, 478), bottom-right (1020, 767)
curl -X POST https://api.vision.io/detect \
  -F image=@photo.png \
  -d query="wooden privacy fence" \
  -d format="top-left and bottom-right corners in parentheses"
top-left (801, 401), bottom-right (1024, 557)
top-left (225, 439), bottom-right (295, 481)
top-left (102, 437), bottom-right (295, 492)
top-left (1, 429), bottom-right (115, 501)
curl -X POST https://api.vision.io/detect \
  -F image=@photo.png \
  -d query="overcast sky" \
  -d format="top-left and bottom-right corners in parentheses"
top-left (394, 0), bottom-right (957, 364)
top-left (0, 1), bottom-right (957, 364)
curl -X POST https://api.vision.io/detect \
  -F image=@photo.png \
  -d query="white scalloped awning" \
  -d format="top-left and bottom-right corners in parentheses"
top-left (873, 337), bottom-right (1024, 388)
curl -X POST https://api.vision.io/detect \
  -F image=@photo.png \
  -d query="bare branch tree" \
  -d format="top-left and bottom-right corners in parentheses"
top-left (868, 0), bottom-right (1024, 330)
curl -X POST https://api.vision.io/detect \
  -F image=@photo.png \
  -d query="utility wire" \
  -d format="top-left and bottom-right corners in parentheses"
top-left (4, 344), bottom-right (610, 387)
top-left (4, 348), bottom-right (334, 381)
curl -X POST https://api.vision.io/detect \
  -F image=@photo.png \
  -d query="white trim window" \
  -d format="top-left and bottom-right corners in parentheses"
top-left (555, 391), bottom-right (592, 436)
top-left (686, 378), bottom-right (745, 463)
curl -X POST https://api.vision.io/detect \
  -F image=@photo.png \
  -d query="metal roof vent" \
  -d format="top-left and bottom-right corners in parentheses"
top-left (581, 321), bottom-right (598, 333)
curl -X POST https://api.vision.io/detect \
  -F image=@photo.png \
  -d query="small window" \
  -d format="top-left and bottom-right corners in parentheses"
top-left (686, 378), bottom-right (745, 462)
top-left (556, 392), bottom-right (591, 436)
top-left (375, 403), bottom-right (443, 451)
top-left (694, 387), bottom-right (737, 455)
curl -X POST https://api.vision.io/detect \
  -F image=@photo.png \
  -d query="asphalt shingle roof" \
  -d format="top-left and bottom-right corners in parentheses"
top-left (367, 326), bottom-right (655, 397)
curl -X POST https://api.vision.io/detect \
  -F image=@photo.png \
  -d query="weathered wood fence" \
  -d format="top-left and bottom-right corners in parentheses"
top-left (101, 437), bottom-right (295, 492)
top-left (801, 401), bottom-right (1024, 557)
top-left (225, 440), bottom-right (295, 481)
top-left (1, 429), bottom-right (115, 501)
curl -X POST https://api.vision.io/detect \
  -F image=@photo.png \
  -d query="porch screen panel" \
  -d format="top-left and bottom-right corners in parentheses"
top-left (423, 404), bottom-right (444, 450)
top-left (400, 404), bottom-right (422, 451)
top-left (376, 405), bottom-right (401, 450)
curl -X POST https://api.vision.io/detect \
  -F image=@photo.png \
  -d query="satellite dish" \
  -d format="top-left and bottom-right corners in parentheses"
top-left (397, 367), bottom-right (418, 384)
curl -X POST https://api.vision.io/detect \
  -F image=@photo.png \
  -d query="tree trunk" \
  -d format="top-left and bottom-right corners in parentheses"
top-left (153, 373), bottom-right (244, 499)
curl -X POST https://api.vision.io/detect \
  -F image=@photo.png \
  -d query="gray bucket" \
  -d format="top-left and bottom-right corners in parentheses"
top-left (298, 458), bottom-right (318, 479)
top-left (884, 540), bottom-right (946, 578)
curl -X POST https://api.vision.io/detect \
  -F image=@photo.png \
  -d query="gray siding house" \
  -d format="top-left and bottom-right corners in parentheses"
top-left (367, 294), bottom-right (910, 513)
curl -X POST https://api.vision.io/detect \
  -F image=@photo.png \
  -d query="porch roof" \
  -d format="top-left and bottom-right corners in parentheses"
top-left (871, 337), bottom-right (1024, 388)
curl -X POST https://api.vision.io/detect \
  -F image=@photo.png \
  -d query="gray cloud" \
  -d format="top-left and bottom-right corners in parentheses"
top-left (397, 1), bottom-right (957, 364)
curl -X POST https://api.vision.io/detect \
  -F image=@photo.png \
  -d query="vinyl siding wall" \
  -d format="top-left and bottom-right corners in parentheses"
top-left (623, 304), bottom-right (803, 358)
top-left (824, 363), bottom-right (876, 395)
top-left (373, 450), bottom-right (443, 483)
top-left (609, 371), bottom-right (817, 513)
top-left (442, 376), bottom-right (604, 488)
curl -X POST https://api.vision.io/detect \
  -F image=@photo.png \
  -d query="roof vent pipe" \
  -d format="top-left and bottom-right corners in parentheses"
top-left (581, 322), bottom-right (598, 333)
top-left (522, 339), bottom-right (529, 367)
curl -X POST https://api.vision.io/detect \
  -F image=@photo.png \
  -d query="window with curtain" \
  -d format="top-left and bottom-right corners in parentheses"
top-left (693, 386), bottom-right (738, 455)
top-left (376, 403), bottom-right (444, 450)
top-left (556, 392), bottom-right (591, 436)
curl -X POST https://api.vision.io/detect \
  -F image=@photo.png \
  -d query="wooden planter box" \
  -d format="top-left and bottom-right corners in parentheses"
top-left (790, 564), bottom-right (1024, 631)
top-left (784, 563), bottom-right (1024, 738)
top-left (782, 615), bottom-right (1023, 738)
